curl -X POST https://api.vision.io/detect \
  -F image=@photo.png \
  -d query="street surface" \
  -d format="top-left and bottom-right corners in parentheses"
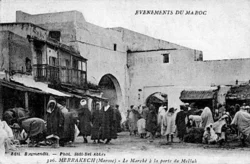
top-left (2, 132), bottom-right (250, 164)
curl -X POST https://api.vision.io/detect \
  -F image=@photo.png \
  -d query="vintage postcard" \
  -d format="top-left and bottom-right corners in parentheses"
top-left (0, 0), bottom-right (250, 164)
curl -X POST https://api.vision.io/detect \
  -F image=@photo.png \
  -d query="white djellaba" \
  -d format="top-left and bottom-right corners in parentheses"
top-left (0, 121), bottom-right (15, 163)
top-left (0, 120), bottom-right (15, 164)
top-left (0, 120), bottom-right (8, 156)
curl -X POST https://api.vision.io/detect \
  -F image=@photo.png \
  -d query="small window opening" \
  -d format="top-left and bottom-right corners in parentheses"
top-left (198, 54), bottom-right (203, 61)
top-left (49, 31), bottom-right (61, 42)
top-left (25, 57), bottom-right (32, 73)
top-left (114, 44), bottom-right (117, 51)
top-left (163, 54), bottom-right (169, 63)
top-left (65, 59), bottom-right (69, 67)
top-left (49, 57), bottom-right (57, 66)
top-left (73, 58), bottom-right (78, 69)
top-left (195, 53), bottom-right (203, 61)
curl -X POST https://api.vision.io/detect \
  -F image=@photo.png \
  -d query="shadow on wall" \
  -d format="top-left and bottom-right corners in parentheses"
top-left (98, 74), bottom-right (122, 107)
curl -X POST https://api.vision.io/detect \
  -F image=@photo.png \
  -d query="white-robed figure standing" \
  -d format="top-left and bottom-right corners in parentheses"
top-left (162, 107), bottom-right (176, 142)
top-left (157, 104), bottom-right (167, 136)
top-left (127, 105), bottom-right (139, 135)
top-left (201, 107), bottom-right (214, 128)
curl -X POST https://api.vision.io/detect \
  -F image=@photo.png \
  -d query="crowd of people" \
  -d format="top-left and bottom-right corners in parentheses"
top-left (126, 103), bottom-right (177, 142)
top-left (0, 96), bottom-right (122, 155)
top-left (1, 98), bottom-right (250, 155)
top-left (125, 102), bottom-right (250, 146)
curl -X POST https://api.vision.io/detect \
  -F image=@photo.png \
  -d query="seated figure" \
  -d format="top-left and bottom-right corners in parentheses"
top-left (202, 124), bottom-right (218, 144)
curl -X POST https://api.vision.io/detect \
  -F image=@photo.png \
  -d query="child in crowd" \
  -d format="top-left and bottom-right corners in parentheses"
top-left (203, 124), bottom-right (217, 144)
top-left (164, 107), bottom-right (176, 142)
top-left (137, 115), bottom-right (146, 138)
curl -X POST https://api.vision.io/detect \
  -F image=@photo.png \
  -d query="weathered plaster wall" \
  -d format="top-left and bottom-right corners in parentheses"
top-left (128, 49), bottom-right (250, 108)
top-left (111, 27), bottom-right (193, 51)
top-left (128, 49), bottom-right (200, 87)
top-left (0, 23), bottom-right (48, 75)
top-left (16, 11), bottom-right (79, 45)
top-left (0, 31), bottom-right (32, 73)
top-left (16, 10), bottom-right (84, 25)
top-left (76, 42), bottom-right (127, 109)
top-left (0, 23), bottom-right (47, 40)
top-left (0, 31), bottom-right (10, 72)
top-left (75, 21), bottom-right (127, 108)
top-left (8, 32), bottom-right (32, 73)
top-left (128, 49), bottom-right (198, 107)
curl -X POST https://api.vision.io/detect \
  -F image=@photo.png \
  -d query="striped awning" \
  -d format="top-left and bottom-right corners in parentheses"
top-left (11, 75), bottom-right (71, 97)
top-left (180, 90), bottom-right (216, 101)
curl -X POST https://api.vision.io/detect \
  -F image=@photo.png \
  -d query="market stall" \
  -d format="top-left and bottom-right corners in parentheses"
top-left (226, 84), bottom-right (250, 106)
top-left (179, 89), bottom-right (218, 112)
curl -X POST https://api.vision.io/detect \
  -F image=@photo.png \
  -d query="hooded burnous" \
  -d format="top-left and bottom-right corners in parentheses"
top-left (46, 96), bottom-right (64, 139)
top-left (77, 99), bottom-right (92, 138)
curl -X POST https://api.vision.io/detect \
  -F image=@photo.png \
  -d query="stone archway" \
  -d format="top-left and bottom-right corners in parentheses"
top-left (98, 74), bottom-right (122, 106)
top-left (145, 92), bottom-right (168, 110)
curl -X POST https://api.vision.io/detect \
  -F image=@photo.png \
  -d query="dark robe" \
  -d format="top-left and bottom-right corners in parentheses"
top-left (62, 112), bottom-right (77, 142)
top-left (146, 110), bottom-right (157, 135)
top-left (100, 106), bottom-right (117, 140)
top-left (114, 108), bottom-right (122, 133)
top-left (78, 106), bottom-right (92, 137)
top-left (175, 110), bottom-right (187, 139)
top-left (142, 107), bottom-right (149, 120)
top-left (91, 109), bottom-right (103, 140)
top-left (21, 117), bottom-right (46, 137)
top-left (46, 103), bottom-right (64, 139)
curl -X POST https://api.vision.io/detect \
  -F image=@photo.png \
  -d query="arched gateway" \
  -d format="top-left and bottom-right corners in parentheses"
top-left (98, 74), bottom-right (122, 106)
top-left (145, 92), bottom-right (168, 111)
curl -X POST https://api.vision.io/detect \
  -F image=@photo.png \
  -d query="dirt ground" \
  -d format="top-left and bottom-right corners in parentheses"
top-left (2, 132), bottom-right (250, 164)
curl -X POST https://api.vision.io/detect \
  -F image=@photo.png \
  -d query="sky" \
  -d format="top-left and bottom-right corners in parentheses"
top-left (0, 0), bottom-right (250, 60)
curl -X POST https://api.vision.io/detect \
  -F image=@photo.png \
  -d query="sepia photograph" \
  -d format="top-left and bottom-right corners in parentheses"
top-left (0, 0), bottom-right (250, 163)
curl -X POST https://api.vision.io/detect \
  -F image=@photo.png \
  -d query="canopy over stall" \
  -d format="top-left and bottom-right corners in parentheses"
top-left (180, 90), bottom-right (216, 101)
top-left (226, 84), bottom-right (250, 105)
top-left (179, 89), bottom-right (218, 111)
top-left (11, 75), bottom-right (71, 97)
top-left (0, 78), bottom-right (45, 95)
